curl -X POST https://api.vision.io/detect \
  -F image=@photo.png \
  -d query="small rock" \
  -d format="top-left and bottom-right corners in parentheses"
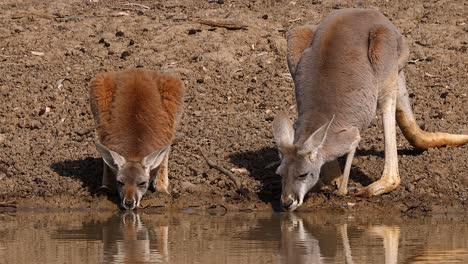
top-left (418, 120), bottom-right (426, 130)
top-left (29, 120), bottom-right (42, 130)
top-left (440, 92), bottom-right (449, 99)
top-left (38, 106), bottom-right (51, 116)
top-left (262, 14), bottom-right (268, 19)
top-left (120, 51), bottom-right (130, 60)
top-left (75, 128), bottom-right (92, 136)
top-left (432, 109), bottom-right (444, 119)
top-left (188, 29), bottom-right (201, 35)
top-left (181, 181), bottom-right (199, 192)
top-left (217, 180), bottom-right (225, 188)
top-left (128, 39), bottom-right (135, 46)
top-left (115, 31), bottom-right (124, 37)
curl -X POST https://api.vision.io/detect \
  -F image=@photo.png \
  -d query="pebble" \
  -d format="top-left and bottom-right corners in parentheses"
top-left (120, 51), bottom-right (130, 60)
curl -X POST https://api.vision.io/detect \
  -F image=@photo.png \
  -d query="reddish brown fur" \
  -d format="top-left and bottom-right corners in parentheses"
top-left (89, 69), bottom-right (185, 162)
top-left (287, 25), bottom-right (316, 74)
top-left (368, 26), bottom-right (396, 74)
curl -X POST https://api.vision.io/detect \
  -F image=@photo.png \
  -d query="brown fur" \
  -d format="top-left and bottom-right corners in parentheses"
top-left (89, 69), bottom-right (185, 162)
top-left (287, 25), bottom-right (317, 75)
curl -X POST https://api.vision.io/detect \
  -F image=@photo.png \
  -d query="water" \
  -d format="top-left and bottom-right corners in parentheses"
top-left (0, 210), bottom-right (467, 264)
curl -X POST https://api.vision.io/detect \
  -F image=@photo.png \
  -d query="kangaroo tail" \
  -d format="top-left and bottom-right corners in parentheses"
top-left (396, 72), bottom-right (468, 149)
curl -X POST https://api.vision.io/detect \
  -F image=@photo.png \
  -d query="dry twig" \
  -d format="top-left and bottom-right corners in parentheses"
top-left (123, 3), bottom-right (150, 9)
top-left (11, 12), bottom-right (55, 20)
top-left (198, 147), bottom-right (250, 198)
top-left (0, 201), bottom-right (17, 208)
top-left (197, 18), bottom-right (248, 30)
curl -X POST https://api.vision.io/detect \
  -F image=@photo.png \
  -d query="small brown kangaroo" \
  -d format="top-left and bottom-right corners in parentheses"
top-left (273, 8), bottom-right (468, 211)
top-left (89, 69), bottom-right (185, 210)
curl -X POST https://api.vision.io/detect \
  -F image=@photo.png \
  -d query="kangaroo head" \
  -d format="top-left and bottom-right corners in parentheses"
top-left (273, 113), bottom-right (334, 211)
top-left (96, 143), bottom-right (170, 210)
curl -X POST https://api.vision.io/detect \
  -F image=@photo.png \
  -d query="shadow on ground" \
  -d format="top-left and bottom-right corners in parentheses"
top-left (355, 146), bottom-right (424, 158)
top-left (51, 157), bottom-right (120, 205)
top-left (229, 146), bottom-right (425, 208)
top-left (229, 147), bottom-right (283, 210)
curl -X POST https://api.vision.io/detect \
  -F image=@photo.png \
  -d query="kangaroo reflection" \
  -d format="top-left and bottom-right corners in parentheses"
top-left (280, 213), bottom-right (338, 264)
top-left (280, 214), bottom-right (400, 264)
top-left (102, 212), bottom-right (169, 264)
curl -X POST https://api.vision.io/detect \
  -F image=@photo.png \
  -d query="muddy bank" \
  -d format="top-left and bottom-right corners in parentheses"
top-left (0, 0), bottom-right (466, 216)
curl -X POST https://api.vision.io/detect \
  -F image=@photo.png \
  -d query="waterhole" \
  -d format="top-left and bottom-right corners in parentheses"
top-left (0, 211), bottom-right (467, 263)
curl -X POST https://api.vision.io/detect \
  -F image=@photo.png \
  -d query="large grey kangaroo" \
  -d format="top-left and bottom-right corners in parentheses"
top-left (273, 8), bottom-right (468, 211)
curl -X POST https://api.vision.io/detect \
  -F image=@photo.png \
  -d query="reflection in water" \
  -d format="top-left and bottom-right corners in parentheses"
top-left (0, 211), bottom-right (467, 264)
top-left (101, 212), bottom-right (168, 263)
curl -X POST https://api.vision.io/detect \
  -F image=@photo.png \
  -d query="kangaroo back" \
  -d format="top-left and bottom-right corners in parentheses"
top-left (89, 69), bottom-right (185, 161)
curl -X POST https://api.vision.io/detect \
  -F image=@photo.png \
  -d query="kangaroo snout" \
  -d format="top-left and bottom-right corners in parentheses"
top-left (281, 194), bottom-right (300, 211)
top-left (122, 197), bottom-right (137, 210)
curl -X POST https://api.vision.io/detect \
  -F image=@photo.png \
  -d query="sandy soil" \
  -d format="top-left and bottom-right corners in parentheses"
top-left (0, 0), bottom-right (466, 215)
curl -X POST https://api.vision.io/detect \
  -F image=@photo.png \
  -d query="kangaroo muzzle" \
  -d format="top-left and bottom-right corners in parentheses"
top-left (122, 197), bottom-right (136, 210)
top-left (281, 194), bottom-right (302, 211)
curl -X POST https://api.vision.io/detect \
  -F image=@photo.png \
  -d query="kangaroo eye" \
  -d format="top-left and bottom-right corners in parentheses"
top-left (138, 182), bottom-right (147, 187)
top-left (116, 180), bottom-right (124, 186)
top-left (297, 173), bottom-right (308, 179)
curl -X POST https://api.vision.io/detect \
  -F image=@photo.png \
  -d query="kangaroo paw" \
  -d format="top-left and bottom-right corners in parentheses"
top-left (355, 176), bottom-right (400, 197)
top-left (334, 188), bottom-right (348, 197)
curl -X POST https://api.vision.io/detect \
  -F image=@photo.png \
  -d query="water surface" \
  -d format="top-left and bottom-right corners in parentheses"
top-left (0, 210), bottom-right (467, 263)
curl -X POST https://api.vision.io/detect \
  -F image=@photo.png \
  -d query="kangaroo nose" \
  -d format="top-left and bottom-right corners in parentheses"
top-left (123, 198), bottom-right (135, 209)
top-left (281, 196), bottom-right (294, 210)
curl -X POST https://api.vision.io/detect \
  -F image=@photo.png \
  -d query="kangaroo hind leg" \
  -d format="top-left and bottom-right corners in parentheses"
top-left (357, 25), bottom-right (401, 197)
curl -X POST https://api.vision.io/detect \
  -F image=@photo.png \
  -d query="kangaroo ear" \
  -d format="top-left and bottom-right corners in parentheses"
top-left (298, 115), bottom-right (335, 156)
top-left (273, 112), bottom-right (295, 152)
top-left (142, 145), bottom-right (170, 171)
top-left (95, 142), bottom-right (126, 170)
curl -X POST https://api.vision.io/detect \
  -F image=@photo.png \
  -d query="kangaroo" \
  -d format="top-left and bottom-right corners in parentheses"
top-left (273, 8), bottom-right (468, 211)
top-left (89, 69), bottom-right (185, 210)
top-left (102, 212), bottom-right (169, 263)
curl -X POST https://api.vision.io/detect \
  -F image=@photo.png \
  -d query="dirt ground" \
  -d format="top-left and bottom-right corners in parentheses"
top-left (0, 0), bottom-right (466, 215)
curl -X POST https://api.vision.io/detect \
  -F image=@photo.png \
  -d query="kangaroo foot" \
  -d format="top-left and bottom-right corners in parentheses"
top-left (331, 176), bottom-right (349, 196)
top-left (334, 188), bottom-right (348, 197)
top-left (355, 176), bottom-right (400, 197)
